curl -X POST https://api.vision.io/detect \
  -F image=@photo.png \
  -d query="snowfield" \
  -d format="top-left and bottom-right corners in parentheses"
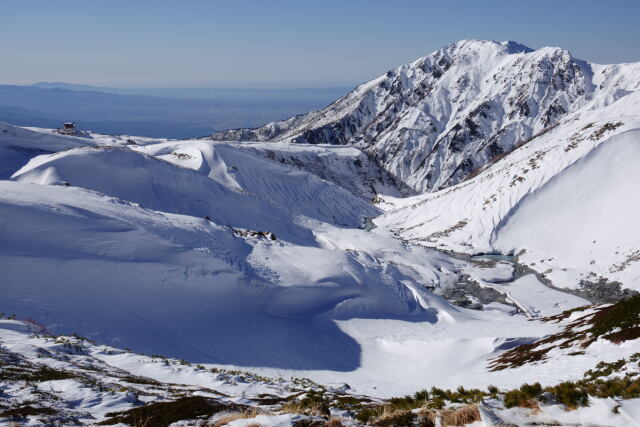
top-left (0, 123), bottom-right (588, 398)
top-left (1, 39), bottom-right (640, 426)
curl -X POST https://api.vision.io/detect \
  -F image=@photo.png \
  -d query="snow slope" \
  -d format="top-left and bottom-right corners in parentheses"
top-left (12, 146), bottom-right (315, 244)
top-left (0, 120), bottom-right (597, 398)
top-left (4, 317), bottom-right (638, 426)
top-left (233, 141), bottom-right (409, 199)
top-left (133, 140), bottom-right (382, 226)
top-left (11, 145), bottom-right (381, 246)
top-left (0, 122), bottom-right (95, 178)
top-left (1, 180), bottom-right (446, 372)
top-left (0, 318), bottom-right (339, 425)
top-left (0, 179), bottom-right (557, 395)
top-left (494, 130), bottom-right (640, 292)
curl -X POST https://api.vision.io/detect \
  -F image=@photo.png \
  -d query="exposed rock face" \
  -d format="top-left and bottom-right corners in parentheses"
top-left (212, 40), bottom-right (637, 192)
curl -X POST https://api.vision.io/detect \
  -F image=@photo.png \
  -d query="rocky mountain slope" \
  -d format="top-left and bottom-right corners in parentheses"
top-left (212, 39), bottom-right (640, 193)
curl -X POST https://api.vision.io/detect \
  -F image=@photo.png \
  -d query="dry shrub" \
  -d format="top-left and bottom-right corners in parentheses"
top-left (325, 418), bottom-right (344, 427)
top-left (280, 400), bottom-right (330, 418)
top-left (440, 404), bottom-right (480, 426)
top-left (210, 407), bottom-right (264, 427)
top-left (417, 408), bottom-right (436, 427)
top-left (518, 398), bottom-right (541, 412)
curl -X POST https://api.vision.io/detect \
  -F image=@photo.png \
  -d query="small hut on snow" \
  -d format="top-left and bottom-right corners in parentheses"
top-left (59, 122), bottom-right (76, 135)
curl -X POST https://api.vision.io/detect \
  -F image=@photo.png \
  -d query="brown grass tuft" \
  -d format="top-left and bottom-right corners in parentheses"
top-left (440, 404), bottom-right (481, 426)
top-left (280, 400), bottom-right (330, 418)
top-left (417, 408), bottom-right (437, 427)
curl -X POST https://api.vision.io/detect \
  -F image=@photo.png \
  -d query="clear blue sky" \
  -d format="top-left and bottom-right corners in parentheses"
top-left (2, 0), bottom-right (639, 87)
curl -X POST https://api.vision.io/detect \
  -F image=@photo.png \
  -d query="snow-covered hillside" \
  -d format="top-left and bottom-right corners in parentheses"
top-left (377, 88), bottom-right (640, 295)
top-left (0, 120), bottom-right (600, 399)
top-left (0, 122), bottom-right (95, 179)
top-left (3, 311), bottom-right (638, 426)
top-left (212, 39), bottom-right (640, 193)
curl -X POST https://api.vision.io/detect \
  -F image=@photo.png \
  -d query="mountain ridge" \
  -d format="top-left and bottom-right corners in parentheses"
top-left (211, 39), bottom-right (640, 192)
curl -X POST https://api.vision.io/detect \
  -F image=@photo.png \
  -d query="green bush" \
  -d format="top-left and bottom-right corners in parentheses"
top-left (355, 406), bottom-right (383, 424)
top-left (503, 383), bottom-right (542, 408)
top-left (547, 382), bottom-right (589, 409)
top-left (371, 410), bottom-right (416, 427)
top-left (520, 382), bottom-right (542, 398)
top-left (414, 389), bottom-right (430, 401)
top-left (99, 396), bottom-right (242, 427)
top-left (503, 390), bottom-right (528, 408)
top-left (487, 385), bottom-right (499, 396)
top-left (584, 358), bottom-right (627, 381)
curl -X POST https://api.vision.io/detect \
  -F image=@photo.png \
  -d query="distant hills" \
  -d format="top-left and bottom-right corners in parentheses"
top-left (0, 83), bottom-right (352, 138)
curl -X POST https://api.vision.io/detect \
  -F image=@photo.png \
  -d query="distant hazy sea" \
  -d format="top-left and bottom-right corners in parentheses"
top-left (0, 83), bottom-right (353, 138)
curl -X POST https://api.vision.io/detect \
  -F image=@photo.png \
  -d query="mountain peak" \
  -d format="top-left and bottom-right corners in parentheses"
top-left (500, 40), bottom-right (534, 54)
top-left (443, 39), bottom-right (532, 55)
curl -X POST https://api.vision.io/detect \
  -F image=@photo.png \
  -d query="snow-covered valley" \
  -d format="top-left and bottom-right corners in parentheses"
top-left (1, 127), bottom-right (576, 393)
top-left (1, 39), bottom-right (639, 426)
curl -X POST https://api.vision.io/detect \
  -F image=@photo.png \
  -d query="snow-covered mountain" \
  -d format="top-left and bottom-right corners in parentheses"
top-left (1, 39), bottom-right (640, 426)
top-left (212, 39), bottom-right (640, 193)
